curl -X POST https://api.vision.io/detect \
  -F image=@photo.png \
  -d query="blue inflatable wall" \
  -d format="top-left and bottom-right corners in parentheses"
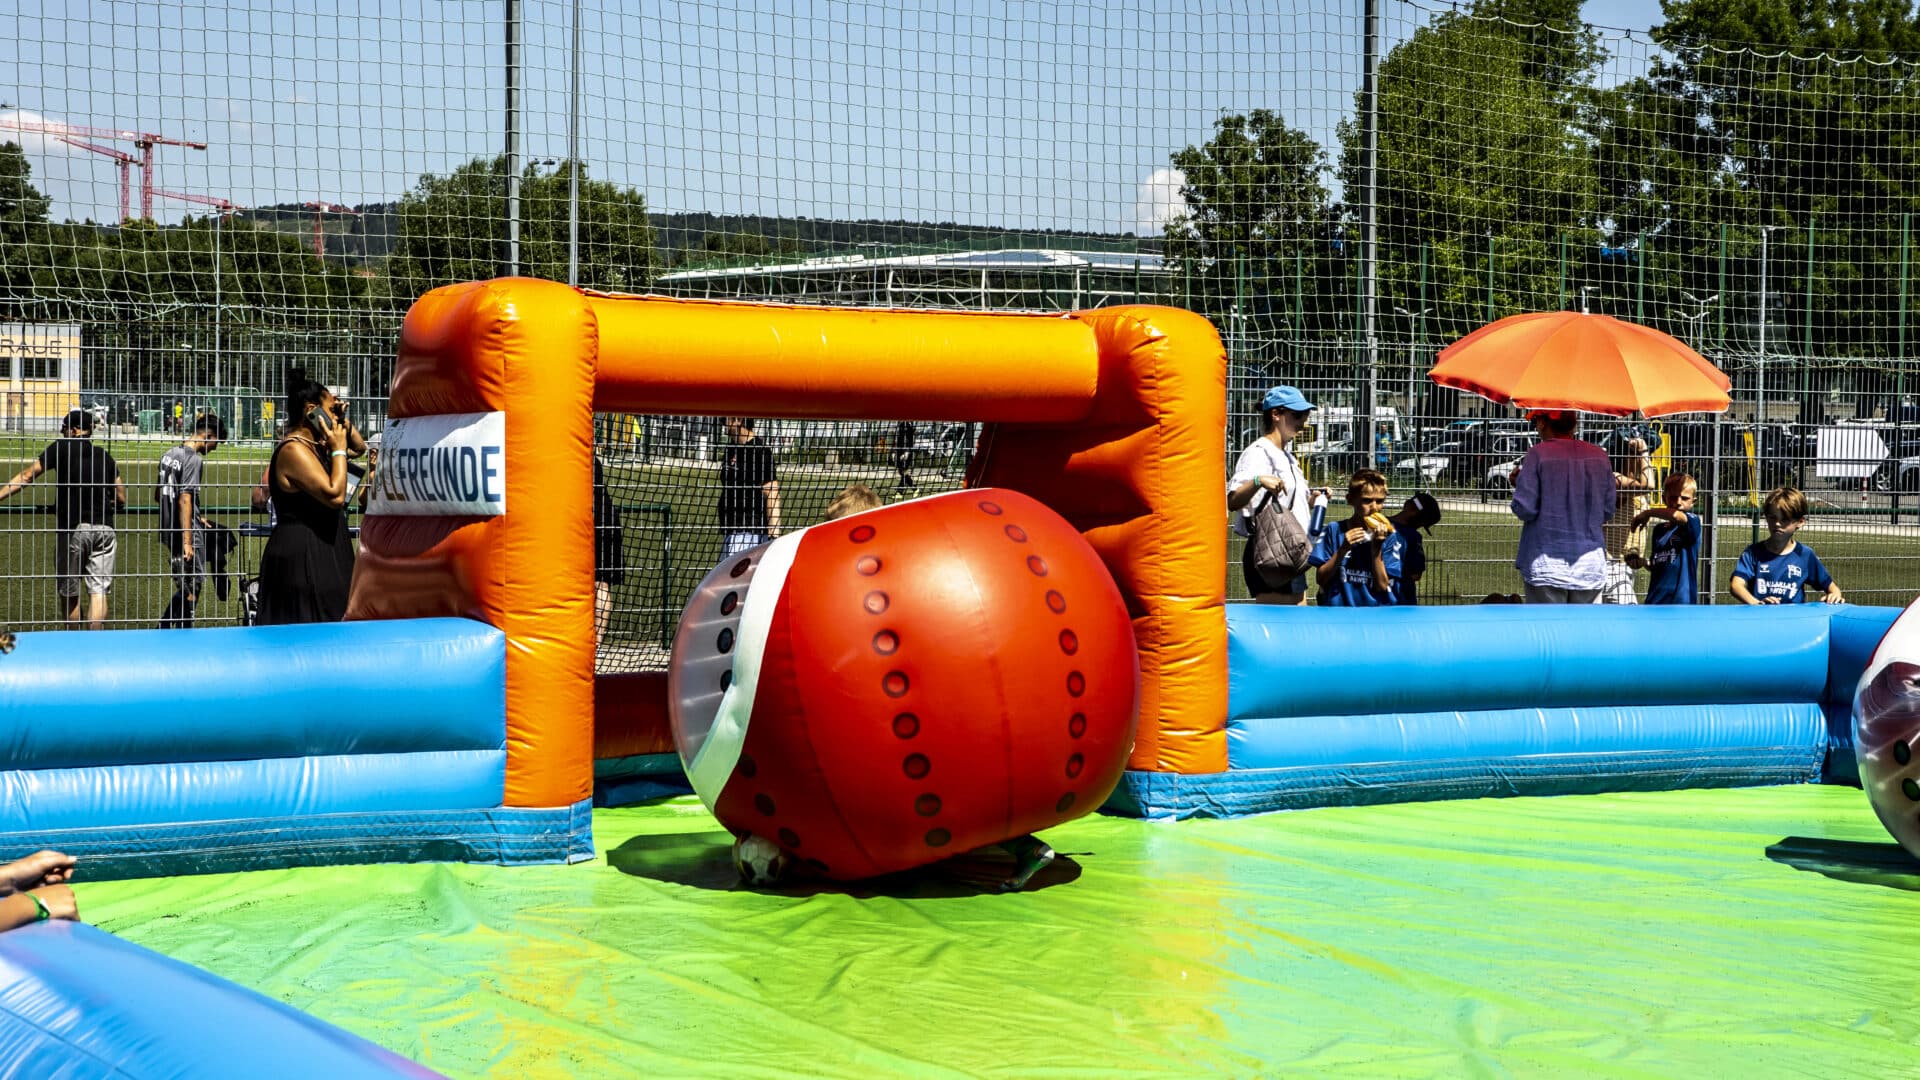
top-left (0, 920), bottom-right (442, 1078)
top-left (0, 619), bottom-right (591, 878)
top-left (1113, 604), bottom-right (1899, 820)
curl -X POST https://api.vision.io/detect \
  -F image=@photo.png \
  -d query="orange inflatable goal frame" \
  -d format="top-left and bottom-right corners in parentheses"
top-left (349, 278), bottom-right (1228, 809)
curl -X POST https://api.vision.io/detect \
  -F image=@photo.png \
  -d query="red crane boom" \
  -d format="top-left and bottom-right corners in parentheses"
top-left (54, 138), bottom-right (136, 222)
top-left (0, 117), bottom-right (207, 221)
top-left (152, 190), bottom-right (239, 212)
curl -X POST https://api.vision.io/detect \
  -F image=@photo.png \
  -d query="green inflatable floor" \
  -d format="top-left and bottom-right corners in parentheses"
top-left (83, 786), bottom-right (1920, 1077)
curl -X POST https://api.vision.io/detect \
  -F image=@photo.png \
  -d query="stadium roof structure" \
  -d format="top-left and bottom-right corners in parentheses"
top-left (656, 248), bottom-right (1173, 312)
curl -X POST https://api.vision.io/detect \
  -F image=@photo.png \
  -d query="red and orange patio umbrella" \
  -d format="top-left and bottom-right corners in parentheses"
top-left (1429, 311), bottom-right (1731, 417)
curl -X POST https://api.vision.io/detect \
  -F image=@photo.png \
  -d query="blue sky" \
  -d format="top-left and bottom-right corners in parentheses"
top-left (1, 0), bottom-right (1671, 234)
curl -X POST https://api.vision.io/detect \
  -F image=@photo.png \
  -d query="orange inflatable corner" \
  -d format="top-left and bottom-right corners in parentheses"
top-left (350, 278), bottom-right (598, 808)
top-left (972, 306), bottom-right (1228, 774)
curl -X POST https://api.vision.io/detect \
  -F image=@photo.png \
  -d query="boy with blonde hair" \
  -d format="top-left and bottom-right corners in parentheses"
top-left (1730, 486), bottom-right (1844, 605)
top-left (824, 483), bottom-right (884, 521)
top-left (1629, 472), bottom-right (1700, 604)
top-left (1310, 469), bottom-right (1404, 606)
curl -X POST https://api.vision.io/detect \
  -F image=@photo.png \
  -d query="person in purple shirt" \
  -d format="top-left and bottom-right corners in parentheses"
top-left (1509, 410), bottom-right (1616, 603)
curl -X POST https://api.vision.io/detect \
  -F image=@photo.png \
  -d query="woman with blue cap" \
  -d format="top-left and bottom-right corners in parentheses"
top-left (1228, 385), bottom-right (1323, 604)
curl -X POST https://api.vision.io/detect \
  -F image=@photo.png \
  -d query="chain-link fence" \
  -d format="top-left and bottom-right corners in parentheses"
top-left (10, 0), bottom-right (1920, 648)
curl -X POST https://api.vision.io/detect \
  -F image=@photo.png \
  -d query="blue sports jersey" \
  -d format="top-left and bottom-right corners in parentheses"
top-left (1393, 525), bottom-right (1427, 606)
top-left (1312, 519), bottom-right (1404, 607)
top-left (1732, 540), bottom-right (1832, 604)
top-left (1643, 512), bottom-right (1701, 605)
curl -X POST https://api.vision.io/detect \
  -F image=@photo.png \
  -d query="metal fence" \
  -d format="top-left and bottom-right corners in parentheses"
top-left (1232, 344), bottom-right (1920, 609)
top-left (12, 0), bottom-right (1920, 650)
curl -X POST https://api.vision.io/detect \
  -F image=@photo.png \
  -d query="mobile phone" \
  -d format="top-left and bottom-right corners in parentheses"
top-left (308, 406), bottom-right (335, 439)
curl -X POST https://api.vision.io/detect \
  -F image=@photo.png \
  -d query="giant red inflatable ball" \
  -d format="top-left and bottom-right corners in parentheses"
top-left (668, 487), bottom-right (1139, 881)
top-left (1854, 603), bottom-right (1920, 861)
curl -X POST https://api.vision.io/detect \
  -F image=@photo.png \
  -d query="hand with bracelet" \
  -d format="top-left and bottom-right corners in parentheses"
top-left (0, 850), bottom-right (79, 932)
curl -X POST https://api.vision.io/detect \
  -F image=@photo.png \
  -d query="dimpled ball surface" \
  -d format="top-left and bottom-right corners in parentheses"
top-left (1853, 604), bottom-right (1920, 860)
top-left (670, 488), bottom-right (1140, 882)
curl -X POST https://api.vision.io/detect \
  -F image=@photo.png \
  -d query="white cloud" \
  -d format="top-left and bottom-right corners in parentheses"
top-left (0, 110), bottom-right (86, 156)
top-left (1132, 166), bottom-right (1187, 235)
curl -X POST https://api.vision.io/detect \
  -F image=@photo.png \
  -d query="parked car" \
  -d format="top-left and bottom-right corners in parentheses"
top-left (1871, 453), bottom-right (1920, 493)
top-left (1440, 418), bottom-right (1529, 440)
top-left (1299, 440), bottom-right (1368, 485)
top-left (1659, 420), bottom-right (1801, 491)
top-left (1437, 425), bottom-right (1533, 486)
top-left (1390, 441), bottom-right (1457, 486)
top-left (1478, 434), bottom-right (1538, 501)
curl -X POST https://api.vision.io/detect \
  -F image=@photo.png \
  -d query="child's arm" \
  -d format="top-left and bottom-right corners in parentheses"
top-left (1813, 552), bottom-right (1844, 604)
top-left (1729, 546), bottom-right (1767, 604)
top-left (1315, 542), bottom-right (1346, 592)
top-left (1631, 505), bottom-right (1687, 528)
top-left (1310, 525), bottom-right (1342, 592)
top-left (0, 886), bottom-right (78, 933)
top-left (1368, 542), bottom-right (1393, 596)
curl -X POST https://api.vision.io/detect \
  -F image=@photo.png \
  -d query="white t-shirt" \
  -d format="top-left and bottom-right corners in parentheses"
top-left (1228, 438), bottom-right (1311, 538)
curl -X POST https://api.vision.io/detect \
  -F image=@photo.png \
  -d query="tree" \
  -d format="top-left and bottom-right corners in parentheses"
top-left (0, 143), bottom-right (51, 229)
top-left (1337, 10), bottom-right (1597, 341)
top-left (1460, 0), bottom-right (1602, 87)
top-left (1162, 110), bottom-right (1340, 343)
top-left (0, 142), bottom-right (55, 304)
top-left (1647, 0), bottom-right (1920, 360)
top-left (384, 156), bottom-right (656, 301)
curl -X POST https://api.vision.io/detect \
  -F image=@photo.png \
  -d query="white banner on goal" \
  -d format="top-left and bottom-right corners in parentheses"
top-left (367, 412), bottom-right (507, 517)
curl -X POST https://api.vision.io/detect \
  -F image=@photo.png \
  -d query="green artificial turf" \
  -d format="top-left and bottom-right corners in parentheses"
top-left (80, 786), bottom-right (1920, 1078)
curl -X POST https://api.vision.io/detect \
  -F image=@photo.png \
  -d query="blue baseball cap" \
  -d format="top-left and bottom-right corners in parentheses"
top-left (1260, 385), bottom-right (1315, 413)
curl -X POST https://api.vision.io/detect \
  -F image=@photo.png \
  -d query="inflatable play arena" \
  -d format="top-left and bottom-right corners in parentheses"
top-left (5, 280), bottom-right (1920, 1065)
top-left (5, 277), bottom-right (1914, 868)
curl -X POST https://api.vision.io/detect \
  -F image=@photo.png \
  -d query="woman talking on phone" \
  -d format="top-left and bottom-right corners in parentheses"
top-left (257, 367), bottom-right (363, 624)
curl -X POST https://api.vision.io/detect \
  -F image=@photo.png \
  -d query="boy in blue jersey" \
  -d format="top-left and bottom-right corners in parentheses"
top-left (1312, 469), bottom-right (1404, 606)
top-left (1389, 491), bottom-right (1440, 605)
top-left (1730, 486), bottom-right (1844, 605)
top-left (1628, 473), bottom-right (1701, 604)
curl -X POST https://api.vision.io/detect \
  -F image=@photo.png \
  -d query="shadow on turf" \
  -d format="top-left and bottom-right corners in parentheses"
top-left (1766, 836), bottom-right (1920, 891)
top-left (606, 832), bottom-right (1083, 897)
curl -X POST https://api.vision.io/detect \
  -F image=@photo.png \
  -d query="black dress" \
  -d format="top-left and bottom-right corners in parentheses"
top-left (257, 438), bottom-right (355, 624)
top-left (593, 457), bottom-right (624, 586)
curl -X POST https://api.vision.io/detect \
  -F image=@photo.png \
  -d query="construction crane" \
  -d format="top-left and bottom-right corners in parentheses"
top-left (303, 201), bottom-right (360, 260)
top-left (0, 116), bottom-right (207, 221)
top-left (153, 189), bottom-right (238, 213)
top-left (52, 138), bottom-right (137, 222)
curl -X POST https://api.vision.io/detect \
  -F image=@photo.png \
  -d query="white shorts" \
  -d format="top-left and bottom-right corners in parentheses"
top-left (1601, 558), bottom-right (1639, 605)
top-left (56, 525), bottom-right (116, 597)
top-left (721, 531), bottom-right (769, 558)
top-left (1524, 583), bottom-right (1603, 604)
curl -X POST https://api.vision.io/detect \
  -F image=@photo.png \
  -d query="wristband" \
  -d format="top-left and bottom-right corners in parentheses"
top-left (331, 450), bottom-right (348, 458)
top-left (27, 893), bottom-right (48, 921)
